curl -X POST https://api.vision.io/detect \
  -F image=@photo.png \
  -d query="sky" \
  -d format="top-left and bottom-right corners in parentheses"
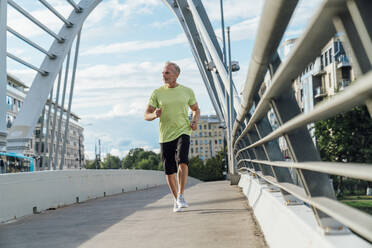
top-left (6, 0), bottom-right (322, 160)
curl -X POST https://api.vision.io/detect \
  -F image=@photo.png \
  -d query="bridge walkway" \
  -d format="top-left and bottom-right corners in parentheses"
top-left (0, 179), bottom-right (267, 248)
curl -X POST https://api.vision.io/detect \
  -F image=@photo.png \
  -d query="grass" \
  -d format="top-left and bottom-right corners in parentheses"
top-left (341, 196), bottom-right (372, 215)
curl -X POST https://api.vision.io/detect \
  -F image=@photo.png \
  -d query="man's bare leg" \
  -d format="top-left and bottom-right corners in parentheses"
top-left (177, 163), bottom-right (188, 195)
top-left (166, 173), bottom-right (178, 200)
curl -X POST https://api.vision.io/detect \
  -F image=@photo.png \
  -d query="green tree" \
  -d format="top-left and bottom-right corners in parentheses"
top-left (122, 148), bottom-right (144, 169)
top-left (85, 159), bottom-right (101, 169)
top-left (85, 159), bottom-right (96, 169)
top-left (314, 105), bottom-right (372, 196)
top-left (102, 154), bottom-right (121, 169)
top-left (122, 148), bottom-right (161, 171)
top-left (188, 150), bottom-right (226, 181)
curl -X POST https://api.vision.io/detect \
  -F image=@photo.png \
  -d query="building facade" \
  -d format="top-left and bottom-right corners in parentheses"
top-left (189, 115), bottom-right (225, 161)
top-left (293, 36), bottom-right (354, 112)
top-left (267, 35), bottom-right (354, 157)
top-left (5, 74), bottom-right (85, 171)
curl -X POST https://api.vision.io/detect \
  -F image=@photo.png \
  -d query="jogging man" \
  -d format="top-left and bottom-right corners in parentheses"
top-left (144, 61), bottom-right (200, 212)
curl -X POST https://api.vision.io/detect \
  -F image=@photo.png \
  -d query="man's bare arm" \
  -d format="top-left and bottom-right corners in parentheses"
top-left (189, 103), bottom-right (200, 130)
top-left (144, 105), bottom-right (162, 121)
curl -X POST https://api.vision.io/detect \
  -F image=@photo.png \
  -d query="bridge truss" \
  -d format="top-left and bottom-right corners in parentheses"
top-left (0, 0), bottom-right (371, 243)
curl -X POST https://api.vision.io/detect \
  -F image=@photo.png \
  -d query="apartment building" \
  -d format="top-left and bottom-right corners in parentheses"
top-left (5, 74), bottom-right (85, 171)
top-left (293, 36), bottom-right (354, 112)
top-left (268, 35), bottom-right (354, 157)
top-left (189, 115), bottom-right (225, 161)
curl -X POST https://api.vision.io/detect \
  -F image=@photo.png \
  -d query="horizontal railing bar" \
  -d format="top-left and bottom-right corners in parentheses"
top-left (7, 26), bottom-right (56, 59)
top-left (38, 0), bottom-right (73, 27)
top-left (7, 52), bottom-right (48, 76)
top-left (232, 0), bottom-right (298, 142)
top-left (8, 0), bottom-right (64, 43)
top-left (233, 0), bottom-right (345, 148)
top-left (235, 70), bottom-right (372, 157)
top-left (238, 159), bottom-right (372, 182)
top-left (66, 0), bottom-right (82, 13)
top-left (240, 168), bottom-right (372, 242)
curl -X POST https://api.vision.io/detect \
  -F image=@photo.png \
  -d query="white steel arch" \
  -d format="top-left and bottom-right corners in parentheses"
top-left (6, 0), bottom-right (102, 153)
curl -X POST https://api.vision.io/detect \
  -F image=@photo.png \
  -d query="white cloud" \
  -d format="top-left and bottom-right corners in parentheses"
top-left (203, 0), bottom-right (264, 22)
top-left (81, 100), bottom-right (146, 120)
top-left (71, 58), bottom-right (204, 118)
top-left (110, 148), bottom-right (129, 159)
top-left (216, 17), bottom-right (259, 42)
top-left (81, 33), bottom-right (187, 55)
top-left (150, 19), bottom-right (177, 28)
top-left (83, 0), bottom-right (162, 33)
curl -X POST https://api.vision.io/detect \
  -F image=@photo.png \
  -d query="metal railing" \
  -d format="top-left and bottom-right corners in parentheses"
top-left (232, 0), bottom-right (372, 242)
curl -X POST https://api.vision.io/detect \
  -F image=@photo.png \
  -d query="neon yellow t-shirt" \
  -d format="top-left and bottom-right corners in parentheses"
top-left (148, 84), bottom-right (197, 143)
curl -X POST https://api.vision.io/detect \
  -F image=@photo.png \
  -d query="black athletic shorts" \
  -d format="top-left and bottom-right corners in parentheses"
top-left (160, 134), bottom-right (190, 175)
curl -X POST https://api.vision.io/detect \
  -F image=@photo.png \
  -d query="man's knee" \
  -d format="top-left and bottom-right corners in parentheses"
top-left (178, 163), bottom-right (188, 171)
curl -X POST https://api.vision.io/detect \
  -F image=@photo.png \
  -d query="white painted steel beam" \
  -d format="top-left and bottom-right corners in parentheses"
top-left (187, 0), bottom-right (232, 105)
top-left (8, 0), bottom-right (64, 43)
top-left (7, 0), bottom-right (102, 153)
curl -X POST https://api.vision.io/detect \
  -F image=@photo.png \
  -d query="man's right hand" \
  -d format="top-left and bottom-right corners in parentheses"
top-left (155, 108), bottom-right (162, 118)
top-left (145, 105), bottom-right (161, 121)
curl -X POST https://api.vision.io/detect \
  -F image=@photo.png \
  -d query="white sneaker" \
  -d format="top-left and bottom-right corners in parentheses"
top-left (177, 194), bottom-right (189, 208)
top-left (173, 201), bottom-right (182, 212)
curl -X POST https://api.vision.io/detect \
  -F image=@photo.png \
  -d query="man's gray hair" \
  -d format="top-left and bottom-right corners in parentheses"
top-left (165, 61), bottom-right (180, 75)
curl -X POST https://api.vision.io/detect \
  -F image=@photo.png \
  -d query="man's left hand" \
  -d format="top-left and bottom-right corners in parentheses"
top-left (190, 122), bottom-right (197, 131)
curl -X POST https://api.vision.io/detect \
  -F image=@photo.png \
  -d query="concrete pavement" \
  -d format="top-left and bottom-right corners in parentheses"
top-left (0, 179), bottom-right (267, 248)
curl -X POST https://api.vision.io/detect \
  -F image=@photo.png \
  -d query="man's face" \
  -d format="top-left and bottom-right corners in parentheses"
top-left (162, 65), bottom-right (178, 84)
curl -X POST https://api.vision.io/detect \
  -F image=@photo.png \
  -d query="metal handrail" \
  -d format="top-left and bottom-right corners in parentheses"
top-left (237, 159), bottom-right (372, 185)
top-left (235, 70), bottom-right (372, 157)
top-left (233, 0), bottom-right (345, 148)
top-left (232, 0), bottom-right (298, 143)
top-left (232, 0), bottom-right (372, 242)
top-left (239, 168), bottom-right (372, 241)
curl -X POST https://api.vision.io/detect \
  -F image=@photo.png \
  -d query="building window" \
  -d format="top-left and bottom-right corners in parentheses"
top-left (199, 132), bottom-right (202, 137)
top-left (208, 124), bottom-right (211, 129)
top-left (215, 140), bottom-right (217, 144)
top-left (190, 140), bottom-right (193, 145)
top-left (204, 124), bottom-right (207, 129)
top-left (199, 125), bottom-right (202, 130)
top-left (325, 51), bottom-right (329, 66)
top-left (195, 140), bottom-right (198, 145)
top-left (6, 115), bottom-right (13, 128)
top-left (329, 48), bottom-right (333, 63)
top-left (219, 139), bottom-right (222, 144)
top-left (6, 96), bottom-right (13, 111)
top-left (191, 148), bottom-right (193, 153)
top-left (204, 140), bottom-right (208, 145)
top-left (196, 148), bottom-right (198, 153)
top-left (200, 147), bottom-right (203, 152)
